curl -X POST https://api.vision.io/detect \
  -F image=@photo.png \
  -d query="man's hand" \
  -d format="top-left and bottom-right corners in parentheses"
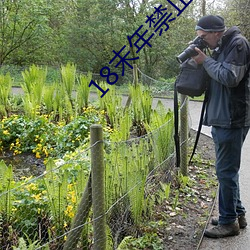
top-left (192, 47), bottom-right (207, 64)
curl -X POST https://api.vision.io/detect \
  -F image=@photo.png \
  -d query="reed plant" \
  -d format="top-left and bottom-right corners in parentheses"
top-left (0, 73), bottom-right (12, 117)
top-left (21, 65), bottom-right (47, 118)
top-left (0, 161), bottom-right (14, 222)
top-left (43, 84), bottom-right (56, 114)
top-left (43, 159), bottom-right (69, 246)
top-left (109, 109), bottom-right (132, 141)
top-left (97, 81), bottom-right (110, 111)
top-left (129, 84), bottom-right (153, 135)
top-left (60, 63), bottom-right (76, 103)
top-left (76, 72), bottom-right (92, 112)
top-left (102, 86), bottom-right (122, 128)
top-left (145, 100), bottom-right (175, 164)
top-left (105, 136), bottom-right (153, 227)
top-left (52, 82), bottom-right (73, 122)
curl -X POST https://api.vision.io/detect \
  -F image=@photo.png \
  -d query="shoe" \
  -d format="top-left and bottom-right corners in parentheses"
top-left (204, 222), bottom-right (240, 238)
top-left (211, 214), bottom-right (247, 229)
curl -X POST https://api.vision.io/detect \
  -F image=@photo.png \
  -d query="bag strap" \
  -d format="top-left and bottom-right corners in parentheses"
top-left (188, 91), bottom-right (208, 164)
top-left (174, 80), bottom-right (180, 168)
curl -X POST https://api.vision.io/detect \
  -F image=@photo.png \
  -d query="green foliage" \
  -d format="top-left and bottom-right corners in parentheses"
top-left (158, 182), bottom-right (171, 203)
top-left (61, 63), bottom-right (76, 101)
top-left (43, 85), bottom-right (56, 113)
top-left (0, 78), bottom-right (179, 248)
top-left (105, 136), bottom-right (153, 227)
top-left (0, 161), bottom-right (14, 222)
top-left (12, 176), bottom-right (48, 240)
top-left (0, 73), bottom-right (12, 116)
top-left (102, 86), bottom-right (123, 128)
top-left (129, 84), bottom-right (153, 126)
top-left (0, 0), bottom-right (52, 65)
top-left (49, 63), bottom-right (77, 122)
top-left (145, 100), bottom-right (175, 163)
top-left (117, 233), bottom-right (163, 250)
top-left (21, 65), bottom-right (47, 118)
top-left (0, 0), bottom-right (235, 81)
top-left (109, 109), bottom-right (132, 141)
top-left (76, 72), bottom-right (92, 111)
top-left (0, 108), bottom-right (101, 157)
top-left (43, 159), bottom-right (69, 230)
top-left (13, 235), bottom-right (47, 250)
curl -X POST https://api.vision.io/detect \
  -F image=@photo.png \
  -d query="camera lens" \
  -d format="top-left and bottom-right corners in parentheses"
top-left (176, 37), bottom-right (208, 63)
top-left (176, 45), bottom-right (198, 63)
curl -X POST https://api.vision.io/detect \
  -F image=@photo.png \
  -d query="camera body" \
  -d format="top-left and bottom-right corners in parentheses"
top-left (177, 36), bottom-right (208, 64)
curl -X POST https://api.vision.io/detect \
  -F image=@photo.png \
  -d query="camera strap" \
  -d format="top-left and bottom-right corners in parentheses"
top-left (189, 91), bottom-right (208, 164)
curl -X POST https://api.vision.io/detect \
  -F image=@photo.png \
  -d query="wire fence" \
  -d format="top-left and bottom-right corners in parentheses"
top-left (0, 115), bottom-right (189, 249)
top-left (0, 66), bottom-right (191, 249)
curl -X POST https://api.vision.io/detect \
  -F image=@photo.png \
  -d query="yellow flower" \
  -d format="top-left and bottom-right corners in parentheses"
top-left (32, 193), bottom-right (42, 201)
top-left (26, 183), bottom-right (37, 191)
top-left (12, 207), bottom-right (17, 212)
top-left (3, 130), bottom-right (9, 135)
top-left (65, 205), bottom-right (74, 218)
top-left (71, 195), bottom-right (76, 204)
top-left (36, 152), bottom-right (41, 159)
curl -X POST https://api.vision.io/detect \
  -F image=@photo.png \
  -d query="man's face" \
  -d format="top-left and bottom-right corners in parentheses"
top-left (196, 30), bottom-right (222, 49)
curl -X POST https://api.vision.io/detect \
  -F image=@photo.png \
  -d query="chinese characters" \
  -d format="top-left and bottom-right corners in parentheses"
top-left (89, 0), bottom-right (193, 97)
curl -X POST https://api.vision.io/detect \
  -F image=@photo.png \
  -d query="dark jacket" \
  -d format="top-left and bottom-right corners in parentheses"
top-left (203, 26), bottom-right (250, 128)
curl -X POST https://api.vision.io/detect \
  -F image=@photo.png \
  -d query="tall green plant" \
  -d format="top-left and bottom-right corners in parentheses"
top-left (105, 137), bottom-right (152, 225)
top-left (43, 159), bottom-right (68, 231)
top-left (52, 82), bottom-right (73, 122)
top-left (76, 72), bottom-right (92, 113)
top-left (0, 161), bottom-right (14, 222)
top-left (0, 73), bottom-right (12, 117)
top-left (103, 86), bottom-right (122, 128)
top-left (109, 109), bottom-right (132, 141)
top-left (145, 100), bottom-right (175, 164)
top-left (61, 63), bottom-right (76, 102)
top-left (127, 141), bottom-right (150, 224)
top-left (129, 84), bottom-right (153, 126)
top-left (43, 84), bottom-right (56, 114)
top-left (21, 65), bottom-right (47, 118)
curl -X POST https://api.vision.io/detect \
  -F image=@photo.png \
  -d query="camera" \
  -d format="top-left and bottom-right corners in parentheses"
top-left (176, 36), bottom-right (208, 64)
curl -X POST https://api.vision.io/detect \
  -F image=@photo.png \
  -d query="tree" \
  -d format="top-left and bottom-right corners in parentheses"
top-left (0, 0), bottom-right (49, 65)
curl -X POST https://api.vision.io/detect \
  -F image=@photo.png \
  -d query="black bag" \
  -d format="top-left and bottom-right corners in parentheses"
top-left (174, 58), bottom-right (209, 168)
top-left (175, 58), bottom-right (209, 97)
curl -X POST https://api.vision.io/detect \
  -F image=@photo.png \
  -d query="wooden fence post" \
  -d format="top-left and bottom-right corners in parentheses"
top-left (91, 124), bottom-right (106, 250)
top-left (133, 64), bottom-right (138, 86)
top-left (63, 175), bottom-right (92, 250)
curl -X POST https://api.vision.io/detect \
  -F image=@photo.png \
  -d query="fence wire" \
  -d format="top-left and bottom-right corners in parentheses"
top-left (0, 68), bottom-right (192, 249)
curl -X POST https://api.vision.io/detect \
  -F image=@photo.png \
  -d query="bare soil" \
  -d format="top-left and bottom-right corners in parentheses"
top-left (159, 130), bottom-right (217, 250)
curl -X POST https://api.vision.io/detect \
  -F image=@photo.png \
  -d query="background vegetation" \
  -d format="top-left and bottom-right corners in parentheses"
top-left (0, 0), bottom-right (249, 84)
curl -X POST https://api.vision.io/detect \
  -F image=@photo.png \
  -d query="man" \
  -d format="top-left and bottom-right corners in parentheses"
top-left (192, 15), bottom-right (250, 238)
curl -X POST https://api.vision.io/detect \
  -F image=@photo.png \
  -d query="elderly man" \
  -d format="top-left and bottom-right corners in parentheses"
top-left (192, 15), bottom-right (250, 238)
